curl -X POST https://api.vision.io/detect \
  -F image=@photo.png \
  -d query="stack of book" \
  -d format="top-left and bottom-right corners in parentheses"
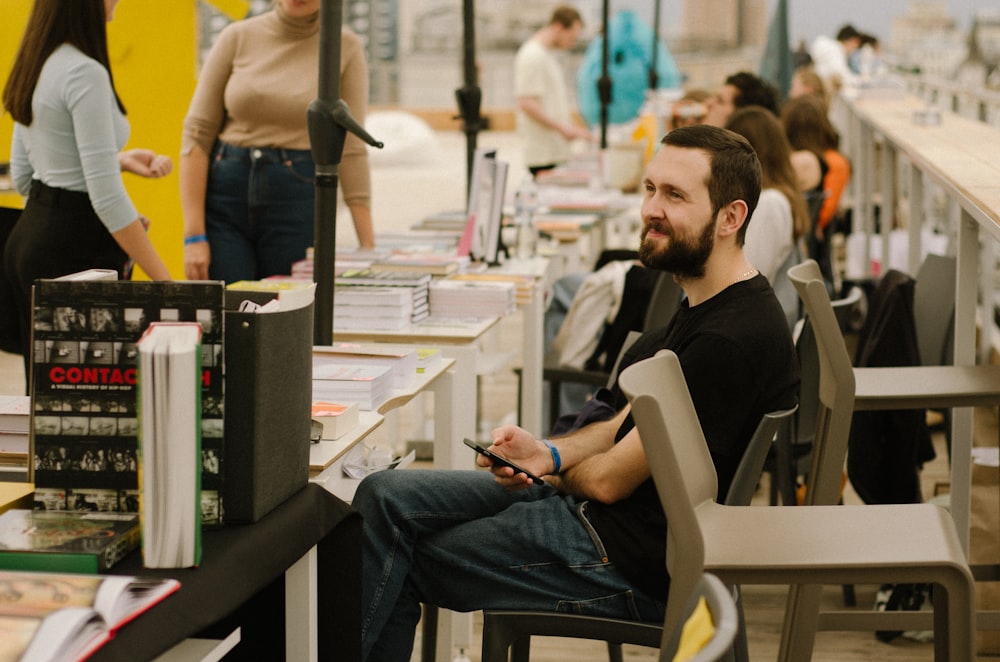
top-left (310, 401), bottom-right (360, 441)
top-left (449, 272), bottom-right (536, 306)
top-left (312, 364), bottom-right (394, 411)
top-left (314, 343), bottom-right (419, 389)
top-left (369, 253), bottom-right (470, 277)
top-left (333, 270), bottom-right (431, 330)
top-left (0, 396), bottom-right (29, 480)
top-left (429, 278), bottom-right (517, 318)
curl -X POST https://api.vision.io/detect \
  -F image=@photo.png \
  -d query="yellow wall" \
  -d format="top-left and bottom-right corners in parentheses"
top-left (0, 0), bottom-right (197, 279)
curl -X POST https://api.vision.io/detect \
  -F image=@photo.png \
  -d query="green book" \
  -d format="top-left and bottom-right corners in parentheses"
top-left (0, 510), bottom-right (139, 573)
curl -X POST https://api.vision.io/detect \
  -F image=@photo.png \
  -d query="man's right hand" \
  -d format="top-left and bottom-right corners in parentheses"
top-left (486, 426), bottom-right (552, 488)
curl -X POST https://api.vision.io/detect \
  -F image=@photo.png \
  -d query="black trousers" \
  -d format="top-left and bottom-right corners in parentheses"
top-left (2, 181), bottom-right (127, 387)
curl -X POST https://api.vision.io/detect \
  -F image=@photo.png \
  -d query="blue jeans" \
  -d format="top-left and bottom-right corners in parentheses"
top-left (205, 141), bottom-right (315, 282)
top-left (353, 469), bottom-right (664, 662)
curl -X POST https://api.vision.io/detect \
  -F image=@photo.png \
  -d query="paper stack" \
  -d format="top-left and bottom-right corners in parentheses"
top-left (429, 279), bottom-right (516, 318)
top-left (313, 343), bottom-right (418, 389)
top-left (312, 364), bottom-right (394, 411)
top-left (0, 396), bottom-right (30, 479)
top-left (334, 269), bottom-right (431, 329)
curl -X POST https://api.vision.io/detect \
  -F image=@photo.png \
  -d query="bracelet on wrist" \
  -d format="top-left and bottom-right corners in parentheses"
top-left (542, 438), bottom-right (561, 474)
top-left (184, 234), bottom-right (208, 246)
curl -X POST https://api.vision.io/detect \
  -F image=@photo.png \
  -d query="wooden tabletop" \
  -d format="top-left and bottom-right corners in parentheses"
top-left (851, 95), bottom-right (1000, 236)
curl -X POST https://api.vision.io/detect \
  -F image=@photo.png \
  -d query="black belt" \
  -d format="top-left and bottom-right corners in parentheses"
top-left (29, 180), bottom-right (92, 209)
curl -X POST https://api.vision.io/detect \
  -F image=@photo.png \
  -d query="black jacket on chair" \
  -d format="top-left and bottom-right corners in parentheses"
top-left (848, 269), bottom-right (935, 505)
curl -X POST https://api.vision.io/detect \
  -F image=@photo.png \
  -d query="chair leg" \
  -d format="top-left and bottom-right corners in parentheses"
top-left (606, 642), bottom-right (623, 662)
top-left (421, 604), bottom-right (438, 662)
top-left (841, 583), bottom-right (856, 607)
top-left (481, 615), bottom-right (505, 662)
top-left (777, 584), bottom-right (823, 662)
top-left (511, 636), bottom-right (531, 662)
top-left (732, 587), bottom-right (750, 662)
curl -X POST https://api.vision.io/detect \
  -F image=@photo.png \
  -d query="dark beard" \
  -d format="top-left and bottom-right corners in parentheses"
top-left (638, 218), bottom-right (715, 279)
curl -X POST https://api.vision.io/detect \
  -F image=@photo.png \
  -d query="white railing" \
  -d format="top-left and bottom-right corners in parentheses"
top-left (900, 73), bottom-right (1000, 129)
top-left (836, 90), bottom-right (1000, 556)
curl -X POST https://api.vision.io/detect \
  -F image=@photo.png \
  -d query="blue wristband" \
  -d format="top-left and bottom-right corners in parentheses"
top-left (184, 234), bottom-right (208, 246)
top-left (542, 438), bottom-right (561, 474)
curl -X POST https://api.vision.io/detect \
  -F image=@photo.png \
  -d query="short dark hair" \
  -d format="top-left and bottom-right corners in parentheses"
top-left (661, 125), bottom-right (761, 244)
top-left (724, 71), bottom-right (780, 117)
top-left (836, 25), bottom-right (861, 42)
top-left (550, 5), bottom-right (583, 29)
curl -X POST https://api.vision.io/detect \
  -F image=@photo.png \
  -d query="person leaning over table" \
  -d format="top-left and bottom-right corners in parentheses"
top-left (353, 125), bottom-right (800, 662)
top-left (179, 0), bottom-right (375, 284)
top-left (514, 5), bottom-right (595, 178)
top-left (2, 0), bottom-right (173, 382)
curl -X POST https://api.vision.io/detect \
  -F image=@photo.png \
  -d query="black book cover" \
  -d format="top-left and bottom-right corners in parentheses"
top-left (30, 280), bottom-right (225, 526)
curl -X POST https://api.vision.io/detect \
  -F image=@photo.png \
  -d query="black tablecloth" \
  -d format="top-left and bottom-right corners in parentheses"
top-left (89, 483), bottom-right (361, 661)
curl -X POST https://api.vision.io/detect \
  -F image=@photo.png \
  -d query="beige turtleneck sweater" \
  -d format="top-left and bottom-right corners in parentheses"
top-left (182, 5), bottom-right (370, 207)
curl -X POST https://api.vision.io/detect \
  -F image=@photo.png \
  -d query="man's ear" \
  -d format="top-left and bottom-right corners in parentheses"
top-left (717, 200), bottom-right (749, 238)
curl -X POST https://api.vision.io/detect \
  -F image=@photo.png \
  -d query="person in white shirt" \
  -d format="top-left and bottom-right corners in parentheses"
top-left (810, 24), bottom-right (862, 92)
top-left (514, 5), bottom-right (593, 177)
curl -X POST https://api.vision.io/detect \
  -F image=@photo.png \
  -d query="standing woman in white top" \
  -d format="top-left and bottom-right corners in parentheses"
top-left (2, 0), bottom-right (173, 370)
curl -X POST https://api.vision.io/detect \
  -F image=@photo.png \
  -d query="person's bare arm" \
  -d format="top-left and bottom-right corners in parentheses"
top-left (112, 219), bottom-right (172, 280)
top-left (518, 96), bottom-right (593, 142)
top-left (553, 424), bottom-right (649, 503)
top-left (485, 408), bottom-right (643, 503)
top-left (179, 145), bottom-right (211, 280)
top-left (347, 201), bottom-right (375, 249)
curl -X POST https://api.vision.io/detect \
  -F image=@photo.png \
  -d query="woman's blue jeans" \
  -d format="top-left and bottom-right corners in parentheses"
top-left (353, 469), bottom-right (665, 661)
top-left (205, 141), bottom-right (315, 283)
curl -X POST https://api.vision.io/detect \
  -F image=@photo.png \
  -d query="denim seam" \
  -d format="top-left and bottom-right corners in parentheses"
top-left (575, 501), bottom-right (610, 563)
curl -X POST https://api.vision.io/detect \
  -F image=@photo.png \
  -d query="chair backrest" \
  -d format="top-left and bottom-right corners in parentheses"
top-left (605, 330), bottom-right (643, 389)
top-left (618, 350), bottom-right (715, 653)
top-left (665, 573), bottom-right (740, 662)
top-left (642, 270), bottom-right (685, 332)
top-left (913, 253), bottom-right (956, 367)
top-left (787, 260), bottom-right (857, 507)
top-left (724, 404), bottom-right (798, 507)
top-left (791, 285), bottom-right (862, 448)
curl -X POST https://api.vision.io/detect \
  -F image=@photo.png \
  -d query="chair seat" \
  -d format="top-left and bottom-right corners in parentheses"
top-left (853, 365), bottom-right (1000, 411)
top-left (699, 496), bottom-right (974, 660)
top-left (701, 503), bottom-right (970, 579)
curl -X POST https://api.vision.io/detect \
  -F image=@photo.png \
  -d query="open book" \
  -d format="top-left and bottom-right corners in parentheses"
top-left (0, 570), bottom-right (179, 662)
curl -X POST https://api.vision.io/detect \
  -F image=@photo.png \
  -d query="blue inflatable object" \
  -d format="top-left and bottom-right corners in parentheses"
top-left (577, 10), bottom-right (682, 127)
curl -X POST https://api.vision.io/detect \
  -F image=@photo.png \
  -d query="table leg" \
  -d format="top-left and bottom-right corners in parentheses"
top-left (286, 546), bottom-right (318, 662)
top-left (520, 281), bottom-right (545, 437)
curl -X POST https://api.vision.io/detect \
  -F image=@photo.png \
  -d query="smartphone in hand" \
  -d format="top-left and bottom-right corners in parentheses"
top-left (464, 438), bottom-right (545, 485)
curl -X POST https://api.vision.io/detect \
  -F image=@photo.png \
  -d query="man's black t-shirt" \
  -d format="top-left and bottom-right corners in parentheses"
top-left (584, 273), bottom-right (799, 601)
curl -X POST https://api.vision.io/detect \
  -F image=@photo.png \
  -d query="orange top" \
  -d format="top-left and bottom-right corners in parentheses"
top-left (819, 149), bottom-right (850, 230)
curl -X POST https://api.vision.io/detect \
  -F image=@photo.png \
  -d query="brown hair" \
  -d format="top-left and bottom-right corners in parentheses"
top-left (791, 68), bottom-right (829, 110)
top-left (662, 124), bottom-right (762, 246)
top-left (550, 5), bottom-right (583, 29)
top-left (724, 106), bottom-right (810, 241)
top-left (3, 0), bottom-right (125, 125)
top-left (781, 95), bottom-right (840, 154)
